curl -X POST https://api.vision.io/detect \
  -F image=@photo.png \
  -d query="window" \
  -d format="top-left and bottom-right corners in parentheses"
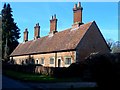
top-left (65, 58), bottom-right (71, 65)
top-left (50, 57), bottom-right (54, 64)
top-left (31, 59), bottom-right (35, 64)
top-left (22, 60), bottom-right (25, 65)
top-left (41, 58), bottom-right (44, 64)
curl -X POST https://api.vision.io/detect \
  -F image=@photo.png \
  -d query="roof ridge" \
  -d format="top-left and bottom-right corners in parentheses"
top-left (21, 21), bottom-right (93, 44)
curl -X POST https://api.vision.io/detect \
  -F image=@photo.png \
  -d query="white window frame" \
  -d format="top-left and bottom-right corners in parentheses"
top-left (50, 57), bottom-right (54, 64)
top-left (65, 57), bottom-right (72, 65)
top-left (41, 57), bottom-right (44, 65)
top-left (64, 56), bottom-right (72, 67)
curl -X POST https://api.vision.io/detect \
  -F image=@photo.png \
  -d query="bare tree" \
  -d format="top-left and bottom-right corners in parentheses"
top-left (106, 39), bottom-right (114, 49)
top-left (112, 41), bottom-right (120, 53)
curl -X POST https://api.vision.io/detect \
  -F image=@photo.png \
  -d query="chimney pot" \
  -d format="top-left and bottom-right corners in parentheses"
top-left (36, 23), bottom-right (39, 27)
top-left (34, 23), bottom-right (40, 40)
top-left (52, 15), bottom-right (53, 19)
top-left (54, 14), bottom-right (56, 19)
top-left (25, 28), bottom-right (28, 31)
top-left (73, 2), bottom-right (83, 24)
top-left (74, 4), bottom-right (77, 9)
top-left (37, 23), bottom-right (39, 26)
top-left (23, 28), bottom-right (28, 42)
top-left (77, 2), bottom-right (81, 8)
top-left (50, 14), bottom-right (58, 34)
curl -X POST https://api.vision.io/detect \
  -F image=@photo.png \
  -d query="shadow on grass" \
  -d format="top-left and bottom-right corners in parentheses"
top-left (3, 70), bottom-right (82, 83)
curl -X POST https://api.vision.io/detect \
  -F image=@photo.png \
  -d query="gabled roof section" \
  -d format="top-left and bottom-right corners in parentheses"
top-left (10, 21), bottom-right (93, 56)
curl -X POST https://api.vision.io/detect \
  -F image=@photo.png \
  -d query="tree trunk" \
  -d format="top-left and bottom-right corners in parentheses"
top-left (4, 37), bottom-right (9, 61)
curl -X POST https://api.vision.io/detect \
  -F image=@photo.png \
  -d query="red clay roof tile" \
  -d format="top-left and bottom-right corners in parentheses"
top-left (10, 21), bottom-right (93, 56)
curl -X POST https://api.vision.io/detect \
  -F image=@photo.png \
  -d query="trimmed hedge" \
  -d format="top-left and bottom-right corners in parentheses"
top-left (84, 53), bottom-right (120, 89)
top-left (3, 53), bottom-right (120, 89)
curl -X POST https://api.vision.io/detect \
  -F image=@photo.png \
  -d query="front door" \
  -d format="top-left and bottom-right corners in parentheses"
top-left (58, 59), bottom-right (61, 67)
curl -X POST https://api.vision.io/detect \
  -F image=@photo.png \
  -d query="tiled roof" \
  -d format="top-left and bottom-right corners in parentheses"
top-left (10, 21), bottom-right (93, 56)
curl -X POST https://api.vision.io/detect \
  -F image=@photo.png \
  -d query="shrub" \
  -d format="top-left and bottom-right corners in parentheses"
top-left (84, 53), bottom-right (120, 89)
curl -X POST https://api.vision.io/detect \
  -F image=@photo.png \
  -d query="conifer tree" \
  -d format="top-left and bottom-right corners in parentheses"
top-left (2, 3), bottom-right (20, 61)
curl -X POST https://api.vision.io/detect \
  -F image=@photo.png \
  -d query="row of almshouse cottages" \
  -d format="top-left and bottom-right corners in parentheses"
top-left (10, 2), bottom-right (110, 67)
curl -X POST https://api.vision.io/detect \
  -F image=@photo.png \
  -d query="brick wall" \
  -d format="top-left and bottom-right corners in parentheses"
top-left (74, 9), bottom-right (82, 23)
top-left (76, 21), bottom-right (110, 62)
top-left (12, 51), bottom-right (76, 67)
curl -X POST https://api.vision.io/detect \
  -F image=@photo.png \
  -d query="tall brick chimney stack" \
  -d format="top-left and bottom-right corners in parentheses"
top-left (34, 23), bottom-right (40, 40)
top-left (72, 2), bottom-right (83, 28)
top-left (49, 14), bottom-right (58, 34)
top-left (23, 28), bottom-right (28, 42)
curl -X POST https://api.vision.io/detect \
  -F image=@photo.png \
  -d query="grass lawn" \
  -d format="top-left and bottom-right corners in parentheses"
top-left (3, 70), bottom-right (82, 83)
top-left (3, 70), bottom-right (97, 89)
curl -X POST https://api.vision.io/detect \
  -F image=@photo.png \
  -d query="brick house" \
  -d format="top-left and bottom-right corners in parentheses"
top-left (10, 2), bottom-right (110, 67)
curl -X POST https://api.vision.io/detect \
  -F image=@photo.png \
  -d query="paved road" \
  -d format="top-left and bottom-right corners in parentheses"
top-left (0, 74), bottom-right (2, 90)
top-left (2, 75), bottom-right (31, 89)
top-left (25, 82), bottom-right (96, 90)
top-left (2, 75), bottom-right (97, 90)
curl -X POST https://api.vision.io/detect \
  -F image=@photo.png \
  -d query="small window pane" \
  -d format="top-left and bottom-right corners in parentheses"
top-left (41, 58), bottom-right (44, 64)
top-left (50, 58), bottom-right (54, 64)
top-left (65, 58), bottom-right (71, 65)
